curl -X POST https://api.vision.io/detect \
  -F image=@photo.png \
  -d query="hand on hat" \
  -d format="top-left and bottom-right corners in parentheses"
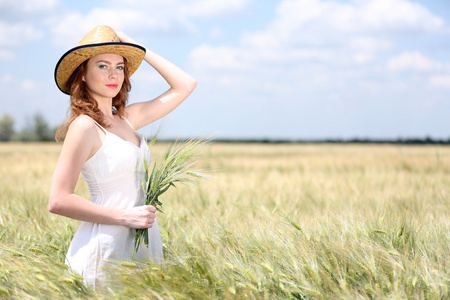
top-left (116, 31), bottom-right (141, 47)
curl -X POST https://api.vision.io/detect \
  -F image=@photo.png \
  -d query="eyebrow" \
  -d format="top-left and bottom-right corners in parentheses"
top-left (95, 60), bottom-right (125, 65)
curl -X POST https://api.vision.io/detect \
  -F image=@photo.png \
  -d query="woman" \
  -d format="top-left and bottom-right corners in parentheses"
top-left (49, 25), bottom-right (196, 287)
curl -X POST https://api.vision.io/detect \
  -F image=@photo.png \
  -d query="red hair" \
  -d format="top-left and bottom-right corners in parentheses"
top-left (55, 58), bottom-right (132, 142)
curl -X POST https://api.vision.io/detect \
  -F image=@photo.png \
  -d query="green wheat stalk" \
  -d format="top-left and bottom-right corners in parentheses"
top-left (133, 137), bottom-right (210, 254)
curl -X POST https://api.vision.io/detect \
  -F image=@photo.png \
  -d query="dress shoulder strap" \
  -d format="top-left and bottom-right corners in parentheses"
top-left (123, 118), bottom-right (136, 132)
top-left (78, 115), bottom-right (107, 134)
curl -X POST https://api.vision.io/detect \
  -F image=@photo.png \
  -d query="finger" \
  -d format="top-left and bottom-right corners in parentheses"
top-left (116, 31), bottom-right (128, 42)
top-left (146, 205), bottom-right (156, 213)
top-left (147, 218), bottom-right (154, 228)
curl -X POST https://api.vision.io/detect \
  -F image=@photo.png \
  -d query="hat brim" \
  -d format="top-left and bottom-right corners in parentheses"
top-left (54, 42), bottom-right (146, 95)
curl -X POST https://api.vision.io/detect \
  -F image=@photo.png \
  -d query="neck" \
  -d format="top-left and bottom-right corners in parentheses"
top-left (95, 96), bottom-right (114, 120)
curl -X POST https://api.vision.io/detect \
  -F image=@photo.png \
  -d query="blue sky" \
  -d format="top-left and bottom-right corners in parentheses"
top-left (1, 0), bottom-right (449, 140)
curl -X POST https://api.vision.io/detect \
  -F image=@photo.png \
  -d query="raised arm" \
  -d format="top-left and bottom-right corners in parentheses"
top-left (117, 32), bottom-right (197, 130)
top-left (48, 116), bottom-right (155, 228)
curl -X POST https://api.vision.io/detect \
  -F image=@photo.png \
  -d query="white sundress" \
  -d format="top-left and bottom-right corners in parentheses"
top-left (65, 116), bottom-right (163, 288)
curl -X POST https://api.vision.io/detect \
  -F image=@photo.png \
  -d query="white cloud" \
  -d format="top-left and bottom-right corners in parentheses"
top-left (430, 75), bottom-right (450, 88)
top-left (107, 0), bottom-right (252, 17)
top-left (387, 52), bottom-right (442, 72)
top-left (48, 0), bottom-right (253, 48)
top-left (0, 0), bottom-right (58, 15)
top-left (180, 0), bottom-right (252, 17)
top-left (357, 0), bottom-right (444, 32)
top-left (0, 21), bottom-right (44, 47)
top-left (0, 49), bottom-right (14, 60)
top-left (0, 0), bottom-right (54, 56)
top-left (252, 0), bottom-right (444, 52)
top-left (349, 37), bottom-right (390, 52)
top-left (48, 8), bottom-right (182, 48)
top-left (272, 0), bottom-right (444, 37)
top-left (349, 37), bottom-right (391, 63)
top-left (47, 0), bottom-right (252, 48)
top-left (189, 0), bottom-right (448, 95)
top-left (21, 79), bottom-right (37, 91)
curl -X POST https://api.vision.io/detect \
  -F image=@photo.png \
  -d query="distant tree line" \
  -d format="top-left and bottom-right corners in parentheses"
top-left (214, 137), bottom-right (450, 145)
top-left (0, 113), bottom-right (56, 142)
top-left (0, 113), bottom-right (448, 144)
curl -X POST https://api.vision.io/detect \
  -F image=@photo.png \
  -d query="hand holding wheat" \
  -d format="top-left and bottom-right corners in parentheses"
top-left (121, 205), bottom-right (156, 229)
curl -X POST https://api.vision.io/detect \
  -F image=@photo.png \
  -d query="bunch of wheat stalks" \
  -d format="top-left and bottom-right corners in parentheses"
top-left (134, 137), bottom-right (209, 254)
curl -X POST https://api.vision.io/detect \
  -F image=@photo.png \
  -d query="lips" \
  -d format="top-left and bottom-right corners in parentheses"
top-left (106, 84), bottom-right (118, 89)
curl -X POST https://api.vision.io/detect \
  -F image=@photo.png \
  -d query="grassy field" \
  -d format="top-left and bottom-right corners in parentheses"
top-left (0, 142), bottom-right (448, 299)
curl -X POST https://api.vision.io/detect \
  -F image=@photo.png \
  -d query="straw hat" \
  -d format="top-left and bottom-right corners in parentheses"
top-left (54, 25), bottom-right (146, 95)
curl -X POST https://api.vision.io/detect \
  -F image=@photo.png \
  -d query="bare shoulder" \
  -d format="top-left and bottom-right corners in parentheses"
top-left (65, 115), bottom-right (103, 146)
top-left (69, 115), bottom-right (97, 132)
top-left (60, 115), bottom-right (103, 161)
top-left (67, 115), bottom-right (101, 137)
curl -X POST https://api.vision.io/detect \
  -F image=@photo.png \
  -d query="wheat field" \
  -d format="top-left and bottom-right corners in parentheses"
top-left (0, 142), bottom-right (448, 299)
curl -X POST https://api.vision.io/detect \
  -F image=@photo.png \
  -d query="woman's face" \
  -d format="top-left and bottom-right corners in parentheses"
top-left (83, 53), bottom-right (125, 101)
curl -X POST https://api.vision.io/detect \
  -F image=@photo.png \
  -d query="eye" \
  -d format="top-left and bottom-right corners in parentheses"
top-left (98, 64), bottom-right (108, 70)
top-left (117, 65), bottom-right (124, 71)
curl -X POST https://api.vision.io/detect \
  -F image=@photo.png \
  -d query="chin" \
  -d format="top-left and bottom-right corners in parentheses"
top-left (104, 90), bottom-right (121, 98)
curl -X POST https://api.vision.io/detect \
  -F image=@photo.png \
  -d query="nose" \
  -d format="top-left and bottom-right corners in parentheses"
top-left (109, 68), bottom-right (118, 78)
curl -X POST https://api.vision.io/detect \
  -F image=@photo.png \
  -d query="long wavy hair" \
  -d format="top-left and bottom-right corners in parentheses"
top-left (55, 58), bottom-right (132, 142)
